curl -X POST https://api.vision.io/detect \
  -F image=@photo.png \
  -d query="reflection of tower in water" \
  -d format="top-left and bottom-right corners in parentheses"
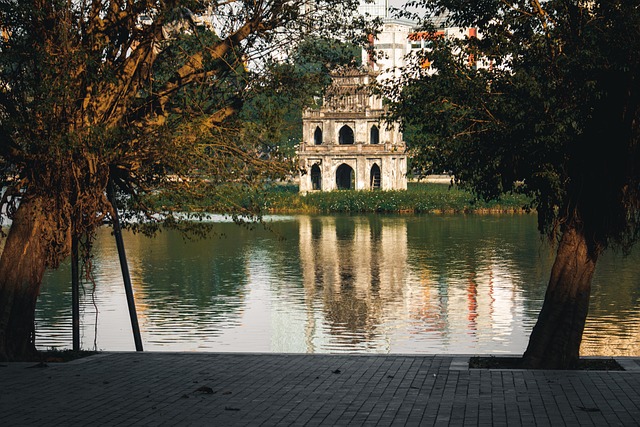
top-left (298, 216), bottom-right (408, 352)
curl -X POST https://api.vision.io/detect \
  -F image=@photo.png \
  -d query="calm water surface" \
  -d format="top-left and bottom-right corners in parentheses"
top-left (36, 214), bottom-right (640, 355)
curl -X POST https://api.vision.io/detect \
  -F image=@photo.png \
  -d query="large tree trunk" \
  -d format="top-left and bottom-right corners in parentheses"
top-left (522, 225), bottom-right (598, 369)
top-left (0, 196), bottom-right (51, 361)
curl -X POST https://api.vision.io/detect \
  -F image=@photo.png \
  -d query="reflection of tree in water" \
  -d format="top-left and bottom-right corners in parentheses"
top-left (37, 263), bottom-right (74, 339)
top-left (73, 224), bottom-right (261, 336)
top-left (133, 229), bottom-right (248, 314)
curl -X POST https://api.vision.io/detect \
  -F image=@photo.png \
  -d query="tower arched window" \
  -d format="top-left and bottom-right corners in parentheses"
top-left (314, 126), bottom-right (323, 145)
top-left (338, 125), bottom-right (354, 145)
top-left (370, 125), bottom-right (380, 145)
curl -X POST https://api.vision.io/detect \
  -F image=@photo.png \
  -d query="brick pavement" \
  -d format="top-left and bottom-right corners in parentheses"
top-left (1, 353), bottom-right (639, 426)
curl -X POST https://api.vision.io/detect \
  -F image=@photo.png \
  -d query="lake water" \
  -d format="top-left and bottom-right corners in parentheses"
top-left (36, 214), bottom-right (640, 356)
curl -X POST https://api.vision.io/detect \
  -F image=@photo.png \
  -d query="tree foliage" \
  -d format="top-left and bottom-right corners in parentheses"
top-left (0, 0), bottom-right (369, 252)
top-left (388, 0), bottom-right (640, 253)
top-left (0, 0), bottom-right (368, 360)
top-left (240, 36), bottom-right (362, 159)
top-left (384, 0), bottom-right (640, 368)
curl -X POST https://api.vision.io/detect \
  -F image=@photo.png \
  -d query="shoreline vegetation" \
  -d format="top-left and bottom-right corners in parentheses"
top-left (154, 182), bottom-right (533, 215)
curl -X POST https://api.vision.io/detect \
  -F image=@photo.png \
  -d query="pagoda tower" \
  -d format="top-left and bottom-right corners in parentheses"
top-left (297, 68), bottom-right (407, 193)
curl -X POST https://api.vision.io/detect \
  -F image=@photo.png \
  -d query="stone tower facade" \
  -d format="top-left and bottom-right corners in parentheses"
top-left (297, 69), bottom-right (407, 193)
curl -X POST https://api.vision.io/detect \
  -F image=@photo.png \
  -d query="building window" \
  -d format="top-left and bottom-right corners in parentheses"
top-left (370, 125), bottom-right (380, 145)
top-left (338, 125), bottom-right (354, 145)
top-left (311, 164), bottom-right (322, 190)
top-left (314, 126), bottom-right (323, 145)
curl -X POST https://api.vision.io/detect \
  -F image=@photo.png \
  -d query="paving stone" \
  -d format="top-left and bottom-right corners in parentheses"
top-left (1, 353), bottom-right (639, 426)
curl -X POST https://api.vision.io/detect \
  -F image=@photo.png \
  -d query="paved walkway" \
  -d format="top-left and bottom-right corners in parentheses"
top-left (1, 353), bottom-right (640, 426)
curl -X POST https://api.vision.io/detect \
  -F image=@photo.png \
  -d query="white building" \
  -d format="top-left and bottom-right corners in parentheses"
top-left (297, 69), bottom-right (407, 193)
top-left (358, 0), bottom-right (389, 18)
top-left (365, 13), bottom-right (479, 77)
top-left (297, 3), bottom-right (479, 193)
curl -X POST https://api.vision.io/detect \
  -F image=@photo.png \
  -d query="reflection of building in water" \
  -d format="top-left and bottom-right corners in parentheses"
top-left (298, 217), bottom-right (532, 354)
top-left (298, 216), bottom-right (409, 351)
top-left (407, 251), bottom-right (530, 353)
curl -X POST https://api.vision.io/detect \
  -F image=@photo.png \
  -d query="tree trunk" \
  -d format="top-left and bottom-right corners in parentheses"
top-left (0, 196), bottom-right (50, 361)
top-left (522, 225), bottom-right (598, 369)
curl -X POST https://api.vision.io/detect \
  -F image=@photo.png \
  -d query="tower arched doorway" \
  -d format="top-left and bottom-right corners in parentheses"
top-left (370, 164), bottom-right (381, 189)
top-left (338, 125), bottom-right (354, 145)
top-left (336, 164), bottom-right (355, 190)
top-left (311, 164), bottom-right (322, 190)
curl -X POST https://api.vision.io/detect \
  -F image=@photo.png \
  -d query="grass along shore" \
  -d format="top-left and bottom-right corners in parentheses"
top-left (154, 182), bottom-right (532, 215)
